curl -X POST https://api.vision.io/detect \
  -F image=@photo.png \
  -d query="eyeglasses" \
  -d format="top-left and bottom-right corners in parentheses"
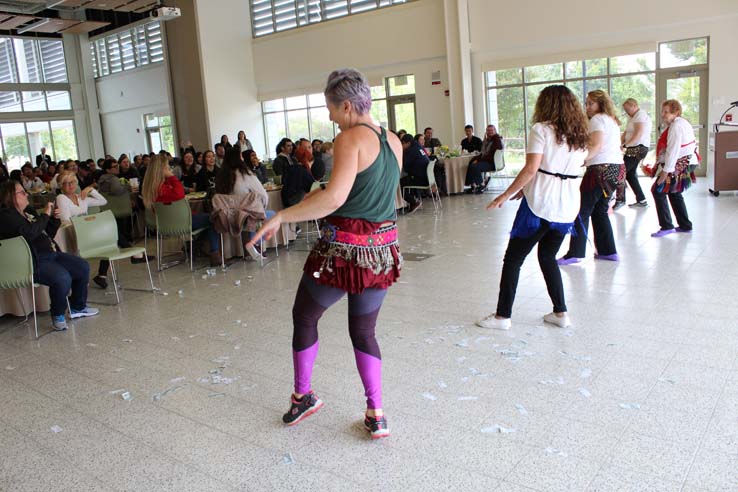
top-left (15, 190), bottom-right (27, 196)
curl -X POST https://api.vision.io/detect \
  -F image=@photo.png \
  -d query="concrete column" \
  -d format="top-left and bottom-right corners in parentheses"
top-left (443, 0), bottom-right (475, 147)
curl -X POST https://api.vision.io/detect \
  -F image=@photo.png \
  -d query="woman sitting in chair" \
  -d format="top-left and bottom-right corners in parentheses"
top-left (141, 155), bottom-right (221, 266)
top-left (0, 180), bottom-right (99, 331)
top-left (465, 124), bottom-right (504, 194)
top-left (215, 147), bottom-right (275, 258)
top-left (55, 171), bottom-right (148, 290)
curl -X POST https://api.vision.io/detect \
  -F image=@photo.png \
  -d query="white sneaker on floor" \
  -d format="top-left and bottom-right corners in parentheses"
top-left (543, 312), bottom-right (572, 328)
top-left (476, 314), bottom-right (511, 330)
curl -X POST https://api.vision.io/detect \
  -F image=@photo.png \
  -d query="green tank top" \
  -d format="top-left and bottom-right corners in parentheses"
top-left (332, 124), bottom-right (400, 223)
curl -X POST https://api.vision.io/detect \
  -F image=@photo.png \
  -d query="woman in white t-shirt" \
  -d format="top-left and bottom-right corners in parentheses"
top-left (476, 85), bottom-right (589, 331)
top-left (559, 90), bottom-right (624, 265)
top-left (614, 98), bottom-right (652, 208)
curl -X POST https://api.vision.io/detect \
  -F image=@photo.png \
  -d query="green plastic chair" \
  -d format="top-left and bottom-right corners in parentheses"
top-left (402, 158), bottom-right (442, 213)
top-left (0, 236), bottom-right (40, 338)
top-left (86, 205), bottom-right (101, 215)
top-left (72, 210), bottom-right (156, 304)
top-left (153, 200), bottom-right (207, 271)
top-left (101, 193), bottom-right (132, 219)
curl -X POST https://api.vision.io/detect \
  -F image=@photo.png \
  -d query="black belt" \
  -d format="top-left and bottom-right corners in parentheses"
top-left (538, 169), bottom-right (579, 180)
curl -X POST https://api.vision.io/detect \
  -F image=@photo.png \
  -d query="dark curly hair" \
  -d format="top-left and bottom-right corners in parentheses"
top-left (532, 85), bottom-right (589, 151)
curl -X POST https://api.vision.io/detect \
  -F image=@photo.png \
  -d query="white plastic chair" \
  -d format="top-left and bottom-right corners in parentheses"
top-left (402, 159), bottom-right (442, 212)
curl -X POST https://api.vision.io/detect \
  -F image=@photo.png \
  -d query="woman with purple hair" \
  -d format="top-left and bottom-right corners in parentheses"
top-left (249, 68), bottom-right (403, 439)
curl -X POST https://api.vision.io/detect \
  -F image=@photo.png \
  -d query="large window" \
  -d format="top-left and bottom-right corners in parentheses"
top-left (144, 113), bottom-right (174, 155)
top-left (262, 93), bottom-right (336, 157)
top-left (486, 38), bottom-right (708, 171)
top-left (90, 22), bottom-right (164, 78)
top-left (0, 120), bottom-right (77, 170)
top-left (250, 0), bottom-right (408, 37)
top-left (261, 75), bottom-right (415, 157)
top-left (486, 53), bottom-right (658, 170)
top-left (0, 35), bottom-right (76, 169)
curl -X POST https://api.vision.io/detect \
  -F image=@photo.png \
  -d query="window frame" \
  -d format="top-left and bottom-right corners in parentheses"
top-left (250, 0), bottom-right (410, 38)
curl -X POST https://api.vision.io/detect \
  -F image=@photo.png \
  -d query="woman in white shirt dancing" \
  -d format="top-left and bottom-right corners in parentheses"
top-left (649, 99), bottom-right (697, 236)
top-left (559, 89), bottom-right (624, 265)
top-left (477, 85), bottom-right (589, 330)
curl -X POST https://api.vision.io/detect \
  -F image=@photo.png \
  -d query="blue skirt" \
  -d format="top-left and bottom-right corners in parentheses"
top-left (510, 198), bottom-right (575, 239)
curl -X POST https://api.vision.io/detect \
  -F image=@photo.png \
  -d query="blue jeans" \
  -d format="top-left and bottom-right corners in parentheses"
top-left (191, 213), bottom-right (220, 252)
top-left (248, 210), bottom-right (276, 240)
top-left (35, 252), bottom-right (90, 316)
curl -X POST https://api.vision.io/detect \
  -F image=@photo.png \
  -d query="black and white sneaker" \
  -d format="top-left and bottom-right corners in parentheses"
top-left (364, 414), bottom-right (390, 439)
top-left (282, 391), bottom-right (323, 426)
top-left (613, 201), bottom-right (626, 211)
top-left (628, 200), bottom-right (648, 208)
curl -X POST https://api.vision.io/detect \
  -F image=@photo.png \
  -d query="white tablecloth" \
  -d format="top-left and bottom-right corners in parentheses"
top-left (441, 155), bottom-right (475, 194)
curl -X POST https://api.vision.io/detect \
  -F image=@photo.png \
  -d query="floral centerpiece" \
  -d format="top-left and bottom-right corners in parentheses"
top-left (438, 145), bottom-right (461, 158)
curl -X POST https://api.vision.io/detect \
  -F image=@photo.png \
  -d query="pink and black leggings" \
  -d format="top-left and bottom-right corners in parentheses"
top-left (291, 273), bottom-right (386, 409)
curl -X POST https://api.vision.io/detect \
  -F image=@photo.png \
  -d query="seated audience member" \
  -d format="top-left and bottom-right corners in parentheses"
top-left (0, 160), bottom-right (8, 183)
top-left (77, 162), bottom-right (96, 190)
top-left (118, 154), bottom-right (140, 181)
top-left (195, 151), bottom-right (204, 168)
top-left (272, 138), bottom-right (295, 176)
top-left (138, 154), bottom-right (151, 180)
top-left (0, 180), bottom-right (99, 331)
top-left (55, 172), bottom-right (147, 289)
top-left (397, 129), bottom-right (407, 140)
top-left (424, 127), bottom-right (442, 149)
top-left (281, 145), bottom-right (315, 207)
top-left (21, 163), bottom-right (44, 192)
top-left (98, 159), bottom-right (128, 196)
top-left (461, 124), bottom-right (483, 153)
top-left (142, 155), bottom-right (221, 266)
top-left (244, 149), bottom-right (268, 184)
top-left (414, 134), bottom-right (430, 156)
top-left (296, 138), bottom-right (324, 181)
top-left (401, 134), bottom-right (430, 214)
top-left (215, 147), bottom-right (274, 254)
top-left (312, 139), bottom-right (323, 158)
top-left (321, 142), bottom-right (334, 179)
top-left (220, 134), bottom-right (232, 152)
top-left (41, 163), bottom-right (57, 184)
top-left (179, 151), bottom-right (199, 193)
top-left (214, 143), bottom-right (226, 167)
top-left (196, 150), bottom-right (218, 192)
top-left (465, 124), bottom-right (504, 194)
top-left (236, 130), bottom-right (253, 152)
top-left (55, 171), bottom-right (107, 222)
top-left (133, 154), bottom-right (143, 170)
top-left (10, 169), bottom-right (21, 182)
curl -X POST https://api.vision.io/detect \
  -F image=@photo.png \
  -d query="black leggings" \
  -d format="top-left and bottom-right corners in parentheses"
top-left (496, 223), bottom-right (567, 318)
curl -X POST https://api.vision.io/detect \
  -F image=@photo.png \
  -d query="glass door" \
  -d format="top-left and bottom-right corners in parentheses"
top-left (657, 68), bottom-right (708, 175)
top-left (388, 96), bottom-right (416, 135)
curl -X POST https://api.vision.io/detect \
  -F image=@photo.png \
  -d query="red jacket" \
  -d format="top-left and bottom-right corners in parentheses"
top-left (156, 175), bottom-right (185, 203)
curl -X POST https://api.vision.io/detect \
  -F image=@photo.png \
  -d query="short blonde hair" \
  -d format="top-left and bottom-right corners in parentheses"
top-left (321, 142), bottom-right (333, 153)
top-left (623, 98), bottom-right (638, 107)
top-left (58, 170), bottom-right (78, 187)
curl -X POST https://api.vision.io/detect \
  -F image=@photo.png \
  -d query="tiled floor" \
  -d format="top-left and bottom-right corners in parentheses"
top-left (1, 180), bottom-right (737, 491)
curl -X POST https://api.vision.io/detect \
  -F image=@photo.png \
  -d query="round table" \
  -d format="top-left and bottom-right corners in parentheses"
top-left (439, 154), bottom-right (476, 194)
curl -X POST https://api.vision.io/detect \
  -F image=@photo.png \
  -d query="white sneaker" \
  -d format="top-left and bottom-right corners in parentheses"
top-left (543, 312), bottom-right (572, 328)
top-left (476, 314), bottom-right (511, 330)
